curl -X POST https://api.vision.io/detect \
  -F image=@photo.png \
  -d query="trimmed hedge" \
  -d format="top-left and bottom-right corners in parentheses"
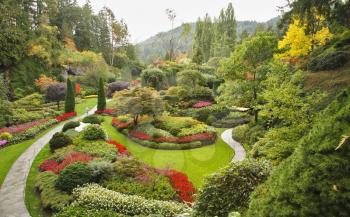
top-left (82, 115), bottom-right (101, 125)
top-left (49, 132), bottom-right (72, 153)
top-left (82, 125), bottom-right (106, 140)
top-left (62, 121), bottom-right (80, 132)
top-left (130, 137), bottom-right (204, 150)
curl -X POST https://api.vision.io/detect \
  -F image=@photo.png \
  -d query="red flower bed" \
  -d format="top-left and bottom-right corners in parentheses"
top-left (158, 169), bottom-right (195, 203)
top-left (39, 152), bottom-right (93, 174)
top-left (192, 101), bottom-right (212, 108)
top-left (129, 130), bottom-right (215, 144)
top-left (0, 118), bottom-right (50, 134)
top-left (129, 130), bottom-right (152, 140)
top-left (39, 159), bottom-right (59, 172)
top-left (55, 112), bottom-right (77, 122)
top-left (112, 118), bottom-right (131, 130)
top-left (107, 140), bottom-right (128, 154)
top-left (75, 83), bottom-right (81, 94)
top-left (95, 109), bottom-right (114, 115)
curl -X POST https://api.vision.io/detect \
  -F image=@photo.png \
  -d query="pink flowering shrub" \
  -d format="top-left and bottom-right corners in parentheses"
top-left (0, 118), bottom-right (50, 134)
top-left (192, 101), bottom-right (212, 108)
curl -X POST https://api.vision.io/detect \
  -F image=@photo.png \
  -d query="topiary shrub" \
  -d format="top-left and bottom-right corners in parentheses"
top-left (81, 125), bottom-right (106, 140)
top-left (89, 161), bottom-right (113, 182)
top-left (193, 159), bottom-right (270, 217)
top-left (55, 162), bottom-right (94, 193)
top-left (62, 121), bottom-right (80, 132)
top-left (308, 51), bottom-right (349, 71)
top-left (49, 132), bottom-right (72, 152)
top-left (82, 115), bottom-right (101, 125)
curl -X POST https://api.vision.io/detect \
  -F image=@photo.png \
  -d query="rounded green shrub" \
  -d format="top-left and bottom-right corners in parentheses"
top-left (55, 163), bottom-right (94, 193)
top-left (0, 132), bottom-right (13, 140)
top-left (49, 132), bottom-right (72, 152)
top-left (82, 115), bottom-right (101, 125)
top-left (82, 124), bottom-right (106, 140)
top-left (62, 121), bottom-right (80, 132)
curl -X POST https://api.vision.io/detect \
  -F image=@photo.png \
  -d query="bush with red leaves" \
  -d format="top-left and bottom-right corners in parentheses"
top-left (95, 109), bottom-right (114, 115)
top-left (112, 118), bottom-right (131, 130)
top-left (39, 152), bottom-right (93, 174)
top-left (192, 101), bottom-right (212, 109)
top-left (158, 169), bottom-right (196, 203)
top-left (107, 140), bottom-right (128, 154)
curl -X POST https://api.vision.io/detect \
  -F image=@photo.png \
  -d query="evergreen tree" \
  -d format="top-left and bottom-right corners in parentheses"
top-left (64, 78), bottom-right (75, 113)
top-left (97, 78), bottom-right (106, 111)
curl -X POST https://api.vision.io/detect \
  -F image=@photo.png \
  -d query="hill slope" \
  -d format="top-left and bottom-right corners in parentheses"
top-left (136, 17), bottom-right (280, 63)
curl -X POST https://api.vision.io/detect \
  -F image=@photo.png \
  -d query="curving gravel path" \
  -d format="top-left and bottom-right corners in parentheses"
top-left (221, 128), bottom-right (246, 162)
top-left (0, 107), bottom-right (97, 217)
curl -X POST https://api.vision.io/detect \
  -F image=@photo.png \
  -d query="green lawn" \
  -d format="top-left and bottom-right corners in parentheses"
top-left (0, 98), bottom-right (97, 188)
top-left (102, 116), bottom-right (234, 187)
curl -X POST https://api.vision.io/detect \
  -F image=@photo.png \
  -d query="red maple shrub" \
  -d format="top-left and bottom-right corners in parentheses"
top-left (39, 159), bottom-right (60, 172)
top-left (192, 101), bottom-right (212, 108)
top-left (107, 140), bottom-right (128, 154)
top-left (112, 118), bottom-right (131, 130)
top-left (158, 169), bottom-right (195, 203)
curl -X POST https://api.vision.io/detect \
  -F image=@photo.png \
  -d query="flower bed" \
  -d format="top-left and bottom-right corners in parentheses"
top-left (0, 118), bottom-right (51, 134)
top-left (129, 130), bottom-right (216, 144)
top-left (95, 109), bottom-right (114, 115)
top-left (112, 117), bottom-right (132, 130)
top-left (192, 101), bottom-right (212, 109)
top-left (56, 112), bottom-right (77, 122)
top-left (107, 140), bottom-right (128, 154)
top-left (0, 140), bottom-right (8, 148)
top-left (158, 169), bottom-right (196, 203)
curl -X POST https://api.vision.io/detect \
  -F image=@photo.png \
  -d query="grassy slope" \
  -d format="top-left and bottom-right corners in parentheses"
top-left (25, 98), bottom-right (97, 217)
top-left (102, 116), bottom-right (234, 187)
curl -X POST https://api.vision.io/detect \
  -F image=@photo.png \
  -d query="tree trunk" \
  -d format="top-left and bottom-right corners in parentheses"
top-left (133, 114), bottom-right (139, 126)
top-left (254, 110), bottom-right (259, 123)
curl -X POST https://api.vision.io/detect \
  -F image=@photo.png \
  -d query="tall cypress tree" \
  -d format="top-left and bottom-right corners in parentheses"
top-left (64, 78), bottom-right (75, 113)
top-left (97, 78), bottom-right (106, 111)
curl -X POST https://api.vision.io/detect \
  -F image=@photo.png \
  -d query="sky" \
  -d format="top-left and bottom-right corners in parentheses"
top-left (77, 0), bottom-right (287, 43)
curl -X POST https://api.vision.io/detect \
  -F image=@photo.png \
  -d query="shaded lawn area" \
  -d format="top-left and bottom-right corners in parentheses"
top-left (0, 98), bottom-right (97, 188)
top-left (102, 116), bottom-right (234, 187)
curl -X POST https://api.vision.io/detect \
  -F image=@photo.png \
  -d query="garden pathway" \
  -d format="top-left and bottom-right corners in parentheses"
top-left (0, 106), bottom-right (97, 217)
top-left (221, 128), bottom-right (246, 162)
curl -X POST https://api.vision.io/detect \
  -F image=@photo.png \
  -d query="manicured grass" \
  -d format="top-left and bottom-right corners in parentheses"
top-left (76, 97), bottom-right (97, 116)
top-left (102, 116), bottom-right (234, 187)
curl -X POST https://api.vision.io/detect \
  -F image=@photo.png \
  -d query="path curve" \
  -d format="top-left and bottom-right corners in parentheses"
top-left (0, 107), bottom-right (97, 217)
top-left (221, 128), bottom-right (246, 162)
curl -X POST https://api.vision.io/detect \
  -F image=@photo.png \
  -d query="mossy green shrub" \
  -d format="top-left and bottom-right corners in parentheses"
top-left (81, 124), bottom-right (106, 140)
top-left (232, 124), bottom-right (250, 143)
top-left (103, 174), bottom-right (176, 201)
top-left (49, 132), bottom-right (73, 153)
top-left (63, 184), bottom-right (190, 216)
top-left (112, 156), bottom-right (143, 177)
top-left (54, 206), bottom-right (128, 217)
top-left (63, 129), bottom-right (79, 139)
top-left (35, 172), bottom-right (71, 211)
top-left (131, 138), bottom-right (203, 150)
top-left (89, 161), bottom-right (113, 182)
top-left (62, 121), bottom-right (80, 132)
top-left (308, 51), bottom-right (349, 71)
top-left (73, 140), bottom-right (118, 162)
top-left (212, 112), bottom-right (250, 128)
top-left (193, 159), bottom-right (270, 217)
top-left (55, 163), bottom-right (94, 193)
top-left (82, 115), bottom-right (101, 125)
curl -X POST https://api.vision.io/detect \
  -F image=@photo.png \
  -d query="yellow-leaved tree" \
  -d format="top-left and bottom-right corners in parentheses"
top-left (278, 17), bottom-right (333, 59)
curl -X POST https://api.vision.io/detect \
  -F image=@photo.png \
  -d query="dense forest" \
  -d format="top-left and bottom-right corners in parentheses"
top-left (1, 0), bottom-right (350, 217)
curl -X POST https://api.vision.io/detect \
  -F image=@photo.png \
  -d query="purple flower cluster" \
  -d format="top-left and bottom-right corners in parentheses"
top-left (0, 140), bottom-right (8, 148)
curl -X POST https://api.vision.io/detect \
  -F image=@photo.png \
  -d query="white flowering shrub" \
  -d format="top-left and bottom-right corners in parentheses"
top-left (71, 184), bottom-right (191, 217)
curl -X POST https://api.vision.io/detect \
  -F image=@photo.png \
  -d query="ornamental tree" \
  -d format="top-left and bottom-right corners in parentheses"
top-left (176, 70), bottom-right (205, 94)
top-left (46, 83), bottom-right (66, 110)
top-left (141, 68), bottom-right (165, 90)
top-left (35, 75), bottom-right (58, 92)
top-left (97, 78), bottom-right (106, 111)
top-left (112, 87), bottom-right (163, 125)
top-left (64, 79), bottom-right (75, 113)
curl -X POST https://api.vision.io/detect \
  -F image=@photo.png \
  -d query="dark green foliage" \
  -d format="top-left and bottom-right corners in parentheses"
top-left (246, 89), bottom-right (350, 217)
top-left (89, 161), bottom-right (113, 182)
top-left (55, 163), bottom-right (94, 193)
top-left (62, 121), bottom-right (80, 132)
top-left (82, 115), bottom-right (101, 125)
top-left (308, 51), bottom-right (349, 71)
top-left (64, 79), bottom-right (75, 113)
top-left (55, 206), bottom-right (128, 217)
top-left (193, 159), bottom-right (270, 217)
top-left (49, 132), bottom-right (72, 153)
top-left (35, 172), bottom-right (71, 211)
top-left (141, 68), bottom-right (166, 90)
top-left (97, 78), bottom-right (106, 111)
top-left (46, 83), bottom-right (66, 110)
top-left (0, 75), bottom-right (11, 127)
top-left (82, 124), bottom-right (106, 140)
